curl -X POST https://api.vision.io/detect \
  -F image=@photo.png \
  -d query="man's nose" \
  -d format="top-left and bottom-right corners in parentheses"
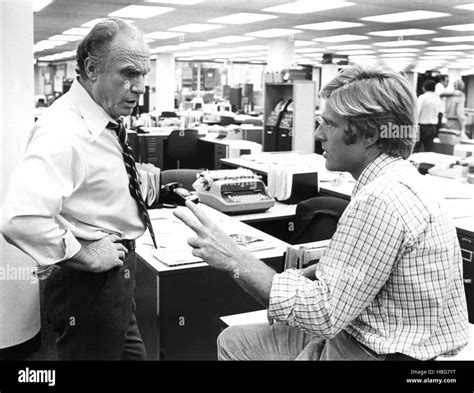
top-left (314, 123), bottom-right (325, 141)
top-left (131, 76), bottom-right (146, 94)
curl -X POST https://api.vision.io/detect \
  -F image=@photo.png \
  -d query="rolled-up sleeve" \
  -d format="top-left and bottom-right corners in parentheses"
top-left (2, 128), bottom-right (85, 266)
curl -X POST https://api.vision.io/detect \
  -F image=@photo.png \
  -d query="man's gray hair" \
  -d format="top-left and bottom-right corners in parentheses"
top-left (76, 18), bottom-right (143, 79)
top-left (320, 64), bottom-right (417, 159)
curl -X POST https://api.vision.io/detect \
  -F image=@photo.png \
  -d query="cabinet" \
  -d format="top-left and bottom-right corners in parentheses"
top-left (263, 81), bottom-right (316, 153)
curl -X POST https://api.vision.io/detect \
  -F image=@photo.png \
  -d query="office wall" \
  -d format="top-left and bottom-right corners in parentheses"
top-left (1, 0), bottom-right (41, 348)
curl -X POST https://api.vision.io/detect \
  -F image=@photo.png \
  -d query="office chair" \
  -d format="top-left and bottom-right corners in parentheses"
top-left (166, 129), bottom-right (200, 169)
top-left (161, 169), bottom-right (201, 191)
top-left (219, 116), bottom-right (236, 126)
top-left (289, 196), bottom-right (350, 244)
top-left (160, 111), bottom-right (179, 118)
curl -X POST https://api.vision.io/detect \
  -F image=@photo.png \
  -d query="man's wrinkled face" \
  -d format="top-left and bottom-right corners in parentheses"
top-left (92, 35), bottom-right (150, 119)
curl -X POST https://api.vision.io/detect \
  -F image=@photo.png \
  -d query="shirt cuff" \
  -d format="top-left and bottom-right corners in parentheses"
top-left (268, 268), bottom-right (304, 326)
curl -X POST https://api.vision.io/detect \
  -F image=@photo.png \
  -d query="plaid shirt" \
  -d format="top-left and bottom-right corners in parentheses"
top-left (269, 154), bottom-right (470, 360)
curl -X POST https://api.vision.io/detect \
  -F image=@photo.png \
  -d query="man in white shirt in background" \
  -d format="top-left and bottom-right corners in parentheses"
top-left (414, 79), bottom-right (443, 152)
top-left (435, 74), bottom-right (450, 128)
top-left (2, 18), bottom-right (151, 360)
top-left (175, 65), bottom-right (469, 361)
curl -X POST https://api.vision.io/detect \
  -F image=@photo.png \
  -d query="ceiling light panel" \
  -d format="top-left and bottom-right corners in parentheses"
top-left (245, 28), bottom-right (302, 38)
top-left (33, 0), bottom-right (52, 12)
top-left (295, 48), bottom-right (324, 53)
top-left (48, 34), bottom-right (83, 42)
top-left (144, 31), bottom-right (184, 40)
top-left (144, 0), bottom-right (204, 4)
top-left (207, 13), bottom-right (277, 24)
top-left (427, 44), bottom-right (474, 50)
top-left (169, 23), bottom-right (224, 33)
top-left (441, 23), bottom-right (474, 31)
top-left (109, 5), bottom-right (174, 19)
top-left (361, 10), bottom-right (450, 23)
top-left (374, 40), bottom-right (427, 47)
top-left (455, 3), bottom-right (474, 10)
top-left (295, 21), bottom-right (364, 30)
top-left (262, 1), bottom-right (355, 14)
top-left (81, 18), bottom-right (133, 28)
top-left (208, 36), bottom-right (256, 43)
top-left (368, 29), bottom-right (434, 37)
top-left (62, 27), bottom-right (91, 36)
top-left (433, 36), bottom-right (474, 43)
top-left (328, 44), bottom-right (370, 50)
top-left (339, 50), bottom-right (374, 55)
top-left (313, 34), bottom-right (368, 43)
top-left (294, 40), bottom-right (317, 47)
top-left (378, 48), bottom-right (420, 53)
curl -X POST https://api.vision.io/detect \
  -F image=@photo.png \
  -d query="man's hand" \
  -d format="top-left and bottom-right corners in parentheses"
top-left (173, 200), bottom-right (248, 273)
top-left (60, 234), bottom-right (128, 273)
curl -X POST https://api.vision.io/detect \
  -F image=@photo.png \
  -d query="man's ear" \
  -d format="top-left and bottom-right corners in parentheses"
top-left (84, 57), bottom-right (98, 81)
top-left (363, 129), bottom-right (379, 149)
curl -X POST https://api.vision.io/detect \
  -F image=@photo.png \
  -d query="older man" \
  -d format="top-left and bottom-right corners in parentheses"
top-left (2, 18), bottom-right (153, 360)
top-left (175, 65), bottom-right (469, 361)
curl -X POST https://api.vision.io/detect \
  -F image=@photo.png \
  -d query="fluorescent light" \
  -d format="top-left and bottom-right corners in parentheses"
top-left (295, 21), bottom-right (364, 30)
top-left (208, 36), bottom-right (255, 44)
top-left (33, 0), bottom-right (52, 12)
top-left (180, 41), bottom-right (217, 48)
top-left (369, 29), bottom-right (434, 37)
top-left (433, 36), bottom-right (474, 43)
top-left (380, 53), bottom-right (416, 57)
top-left (339, 50), bottom-right (375, 55)
top-left (374, 40), bottom-right (427, 47)
top-left (81, 18), bottom-right (134, 28)
top-left (144, 31), bottom-right (184, 40)
top-left (361, 10), bottom-right (450, 23)
top-left (236, 45), bottom-right (268, 51)
top-left (144, 0), bottom-right (204, 4)
top-left (294, 40), bottom-right (317, 47)
top-left (207, 13), bottom-right (277, 24)
top-left (150, 45), bottom-right (183, 53)
top-left (378, 48), bottom-right (420, 53)
top-left (455, 3), bottom-right (474, 10)
top-left (419, 56), bottom-right (455, 59)
top-left (109, 5), bottom-right (174, 19)
top-left (62, 27), bottom-right (91, 36)
top-left (295, 48), bottom-right (324, 53)
top-left (263, 1), bottom-right (355, 14)
top-left (169, 23), bottom-right (224, 33)
top-left (329, 44), bottom-right (371, 50)
top-left (313, 34), bottom-right (368, 43)
top-left (423, 51), bottom-right (463, 56)
top-left (427, 44), bottom-right (474, 51)
top-left (48, 34), bottom-right (83, 42)
top-left (441, 24), bottom-right (474, 32)
top-left (245, 28), bottom-right (302, 38)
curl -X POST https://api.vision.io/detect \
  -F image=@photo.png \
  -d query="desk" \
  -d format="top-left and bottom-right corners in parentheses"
top-left (134, 205), bottom-right (289, 360)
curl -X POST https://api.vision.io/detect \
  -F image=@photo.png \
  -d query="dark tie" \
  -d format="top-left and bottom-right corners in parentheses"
top-left (108, 120), bottom-right (157, 249)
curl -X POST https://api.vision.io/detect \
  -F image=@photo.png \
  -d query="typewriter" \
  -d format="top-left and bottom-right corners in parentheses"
top-left (195, 169), bottom-right (275, 214)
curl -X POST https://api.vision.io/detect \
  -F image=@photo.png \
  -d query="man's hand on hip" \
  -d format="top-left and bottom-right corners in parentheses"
top-left (59, 234), bottom-right (128, 273)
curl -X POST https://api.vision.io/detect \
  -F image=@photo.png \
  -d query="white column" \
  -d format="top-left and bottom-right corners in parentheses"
top-left (448, 68), bottom-right (463, 89)
top-left (266, 38), bottom-right (295, 71)
top-left (0, 0), bottom-right (41, 348)
top-left (155, 53), bottom-right (175, 114)
top-left (321, 63), bottom-right (338, 90)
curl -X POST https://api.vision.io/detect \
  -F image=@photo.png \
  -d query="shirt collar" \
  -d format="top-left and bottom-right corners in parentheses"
top-left (352, 154), bottom-right (404, 197)
top-left (69, 78), bottom-right (115, 140)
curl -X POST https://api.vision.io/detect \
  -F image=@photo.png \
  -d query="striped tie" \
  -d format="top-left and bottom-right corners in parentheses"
top-left (108, 120), bottom-right (157, 249)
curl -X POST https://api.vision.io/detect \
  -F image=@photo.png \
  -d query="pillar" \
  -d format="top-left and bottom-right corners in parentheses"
top-left (266, 38), bottom-right (295, 71)
top-left (155, 53), bottom-right (175, 114)
top-left (1, 0), bottom-right (41, 349)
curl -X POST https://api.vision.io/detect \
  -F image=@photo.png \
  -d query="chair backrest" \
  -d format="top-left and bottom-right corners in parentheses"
top-left (219, 116), bottom-right (236, 126)
top-left (161, 169), bottom-right (201, 191)
top-left (161, 111), bottom-right (178, 118)
top-left (167, 129), bottom-right (200, 162)
top-left (290, 196), bottom-right (349, 244)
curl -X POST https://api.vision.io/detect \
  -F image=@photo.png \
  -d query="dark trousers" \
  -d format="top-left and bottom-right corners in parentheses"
top-left (43, 252), bottom-right (146, 360)
top-left (414, 124), bottom-right (437, 153)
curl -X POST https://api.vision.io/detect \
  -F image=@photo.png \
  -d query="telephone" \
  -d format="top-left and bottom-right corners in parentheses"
top-left (160, 182), bottom-right (199, 207)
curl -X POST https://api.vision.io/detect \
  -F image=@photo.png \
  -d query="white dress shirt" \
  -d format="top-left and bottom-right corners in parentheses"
top-left (268, 154), bottom-right (469, 360)
top-left (417, 91), bottom-right (443, 125)
top-left (2, 78), bottom-right (145, 266)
